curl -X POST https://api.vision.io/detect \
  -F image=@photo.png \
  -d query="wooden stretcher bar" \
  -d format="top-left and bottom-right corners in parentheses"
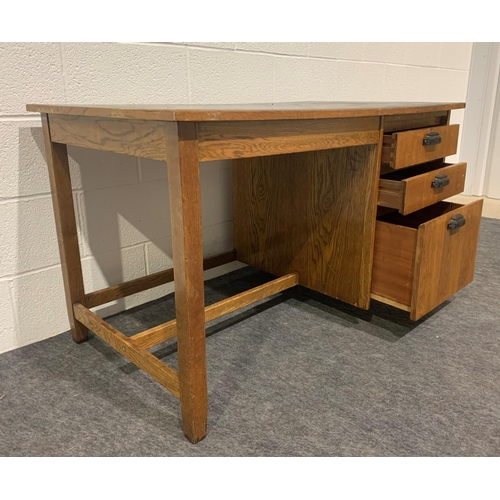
top-left (131, 273), bottom-right (299, 350)
top-left (84, 250), bottom-right (237, 308)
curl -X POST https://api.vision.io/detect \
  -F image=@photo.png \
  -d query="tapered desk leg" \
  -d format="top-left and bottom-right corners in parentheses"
top-left (165, 122), bottom-right (208, 443)
top-left (41, 114), bottom-right (87, 343)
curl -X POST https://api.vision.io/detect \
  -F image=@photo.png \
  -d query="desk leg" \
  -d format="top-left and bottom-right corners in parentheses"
top-left (41, 114), bottom-right (87, 343)
top-left (165, 122), bottom-right (208, 443)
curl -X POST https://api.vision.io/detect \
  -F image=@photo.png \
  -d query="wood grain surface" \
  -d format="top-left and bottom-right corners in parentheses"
top-left (370, 293), bottom-right (411, 312)
top-left (382, 124), bottom-right (460, 170)
top-left (198, 117), bottom-right (379, 160)
top-left (84, 250), bottom-right (236, 308)
top-left (378, 161), bottom-right (467, 215)
top-left (73, 303), bottom-right (180, 397)
top-left (401, 162), bottom-right (466, 215)
top-left (378, 178), bottom-right (406, 212)
top-left (165, 121), bottom-right (207, 443)
top-left (49, 114), bottom-right (167, 160)
top-left (27, 101), bottom-right (465, 122)
top-left (233, 144), bottom-right (380, 309)
top-left (372, 200), bottom-right (483, 319)
top-left (410, 200), bottom-right (483, 320)
top-left (371, 221), bottom-right (418, 306)
top-left (41, 114), bottom-right (87, 343)
top-left (131, 273), bottom-right (299, 350)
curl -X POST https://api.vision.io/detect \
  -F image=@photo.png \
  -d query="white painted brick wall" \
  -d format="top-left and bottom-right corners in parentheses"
top-left (68, 147), bottom-right (140, 191)
top-left (336, 61), bottom-right (387, 101)
top-left (77, 181), bottom-right (172, 255)
top-left (62, 43), bottom-right (189, 104)
top-left (0, 197), bottom-right (61, 276)
top-left (10, 267), bottom-right (70, 348)
top-left (309, 43), bottom-right (365, 60)
top-left (0, 43), bottom-right (65, 116)
top-left (234, 42), bottom-right (309, 56)
top-left (0, 42), bottom-right (473, 353)
top-left (0, 281), bottom-right (17, 353)
top-left (0, 121), bottom-right (50, 197)
top-left (188, 49), bottom-right (275, 103)
top-left (364, 43), bottom-right (407, 65)
top-left (274, 57), bottom-right (339, 101)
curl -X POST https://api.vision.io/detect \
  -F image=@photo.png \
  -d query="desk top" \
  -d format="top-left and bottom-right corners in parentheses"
top-left (26, 101), bottom-right (465, 122)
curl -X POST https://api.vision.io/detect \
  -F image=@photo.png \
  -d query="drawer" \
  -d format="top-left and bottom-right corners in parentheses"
top-left (371, 199), bottom-right (483, 320)
top-left (378, 161), bottom-right (467, 215)
top-left (382, 124), bottom-right (460, 170)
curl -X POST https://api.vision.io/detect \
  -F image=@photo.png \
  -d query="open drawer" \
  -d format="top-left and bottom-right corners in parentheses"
top-left (378, 161), bottom-right (467, 215)
top-left (382, 124), bottom-right (459, 170)
top-left (371, 199), bottom-right (483, 320)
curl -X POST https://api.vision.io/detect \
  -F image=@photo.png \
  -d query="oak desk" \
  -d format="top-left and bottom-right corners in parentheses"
top-left (26, 102), bottom-right (482, 443)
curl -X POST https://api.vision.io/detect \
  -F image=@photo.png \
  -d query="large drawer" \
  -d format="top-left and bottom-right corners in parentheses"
top-left (378, 161), bottom-right (467, 215)
top-left (371, 199), bottom-right (483, 320)
top-left (382, 124), bottom-right (460, 170)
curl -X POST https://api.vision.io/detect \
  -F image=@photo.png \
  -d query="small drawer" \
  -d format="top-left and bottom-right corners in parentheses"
top-left (378, 161), bottom-right (467, 215)
top-left (371, 199), bottom-right (483, 320)
top-left (382, 124), bottom-right (460, 170)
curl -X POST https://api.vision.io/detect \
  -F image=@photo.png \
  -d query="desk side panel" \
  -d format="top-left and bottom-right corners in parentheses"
top-left (233, 144), bottom-right (380, 309)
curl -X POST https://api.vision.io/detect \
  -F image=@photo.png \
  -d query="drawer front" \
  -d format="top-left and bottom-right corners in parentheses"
top-left (411, 199), bottom-right (483, 320)
top-left (382, 124), bottom-right (460, 170)
top-left (378, 162), bottom-right (467, 215)
top-left (371, 200), bottom-right (483, 320)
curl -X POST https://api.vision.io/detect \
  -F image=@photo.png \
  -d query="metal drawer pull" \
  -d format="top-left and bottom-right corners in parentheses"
top-left (432, 173), bottom-right (450, 188)
top-left (423, 131), bottom-right (442, 146)
top-left (448, 214), bottom-right (466, 230)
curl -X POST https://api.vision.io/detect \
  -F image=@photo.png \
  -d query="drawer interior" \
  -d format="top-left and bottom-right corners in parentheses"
top-left (380, 160), bottom-right (453, 181)
top-left (382, 111), bottom-right (449, 133)
top-left (377, 201), bottom-right (463, 228)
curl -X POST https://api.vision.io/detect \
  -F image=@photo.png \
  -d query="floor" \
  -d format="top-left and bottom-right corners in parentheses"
top-left (1, 218), bottom-right (499, 457)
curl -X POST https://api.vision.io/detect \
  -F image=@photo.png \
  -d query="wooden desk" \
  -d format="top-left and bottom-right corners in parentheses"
top-left (26, 102), bottom-right (482, 443)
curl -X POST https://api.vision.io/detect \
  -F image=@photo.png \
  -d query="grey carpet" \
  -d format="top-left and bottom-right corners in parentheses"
top-left (1, 218), bottom-right (500, 457)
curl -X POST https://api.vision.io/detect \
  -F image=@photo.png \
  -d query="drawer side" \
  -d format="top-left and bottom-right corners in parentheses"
top-left (371, 221), bottom-right (418, 307)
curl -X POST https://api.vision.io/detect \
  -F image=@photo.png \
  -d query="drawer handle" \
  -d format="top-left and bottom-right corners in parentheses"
top-left (448, 214), bottom-right (466, 230)
top-left (423, 131), bottom-right (442, 146)
top-left (432, 173), bottom-right (450, 188)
